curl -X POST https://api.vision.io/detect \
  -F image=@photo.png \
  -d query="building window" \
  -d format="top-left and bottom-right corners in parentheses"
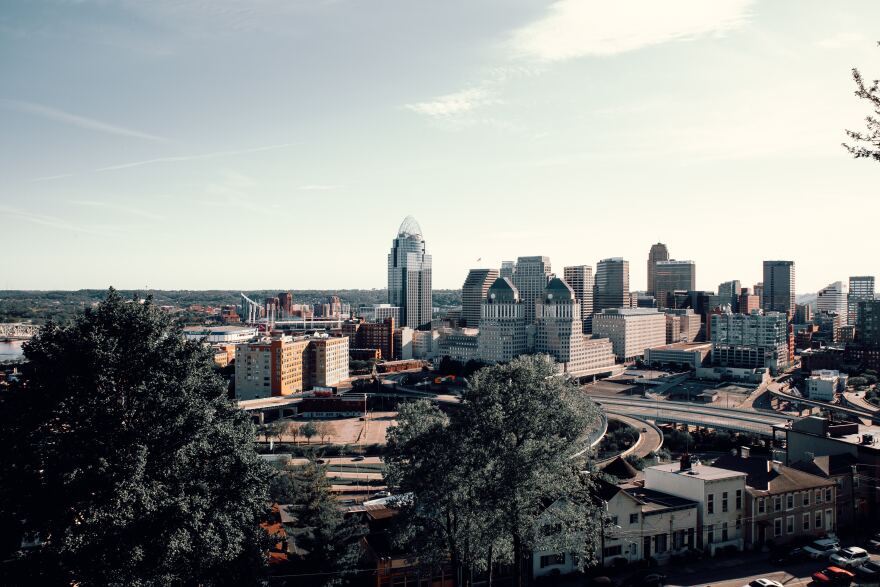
top-left (707, 494), bottom-right (714, 514)
top-left (736, 516), bottom-right (742, 530)
top-left (758, 498), bottom-right (765, 514)
top-left (816, 489), bottom-right (822, 504)
top-left (774, 518), bottom-right (782, 537)
top-left (655, 534), bottom-right (668, 554)
top-left (602, 546), bottom-right (622, 559)
top-left (826, 509), bottom-right (833, 531)
top-left (722, 522), bottom-right (728, 542)
top-left (825, 488), bottom-right (833, 502)
top-left (722, 492), bottom-right (728, 513)
top-left (736, 490), bottom-right (742, 510)
top-left (786, 494), bottom-right (794, 510)
top-left (610, 515), bottom-right (618, 526)
top-left (707, 526), bottom-right (714, 544)
top-left (629, 513), bottom-right (639, 524)
top-left (815, 511), bottom-right (823, 529)
top-left (786, 516), bottom-right (794, 534)
top-left (540, 553), bottom-right (566, 568)
top-left (774, 496), bottom-right (782, 512)
top-left (803, 513), bottom-right (810, 531)
top-left (804, 491), bottom-right (810, 507)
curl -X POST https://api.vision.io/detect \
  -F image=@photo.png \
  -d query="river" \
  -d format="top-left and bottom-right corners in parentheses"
top-left (0, 340), bottom-right (25, 361)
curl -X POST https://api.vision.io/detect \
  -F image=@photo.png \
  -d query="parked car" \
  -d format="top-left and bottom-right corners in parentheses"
top-left (804, 538), bottom-right (841, 559)
top-left (351, 456), bottom-right (365, 462)
top-left (743, 579), bottom-right (783, 587)
top-left (830, 546), bottom-right (870, 569)
top-left (867, 533), bottom-right (880, 552)
top-left (855, 560), bottom-right (880, 582)
top-left (770, 546), bottom-right (809, 565)
top-left (811, 566), bottom-right (855, 585)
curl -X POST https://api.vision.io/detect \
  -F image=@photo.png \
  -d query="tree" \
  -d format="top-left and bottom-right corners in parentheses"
top-left (285, 461), bottom-right (364, 587)
top-left (385, 356), bottom-right (605, 587)
top-left (302, 421), bottom-right (318, 444)
top-left (288, 421), bottom-right (301, 444)
top-left (844, 42), bottom-right (880, 162)
top-left (0, 290), bottom-right (272, 586)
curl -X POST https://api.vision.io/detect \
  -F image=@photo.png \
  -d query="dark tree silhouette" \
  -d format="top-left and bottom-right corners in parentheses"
top-left (0, 289), bottom-right (272, 586)
top-left (844, 42), bottom-right (880, 162)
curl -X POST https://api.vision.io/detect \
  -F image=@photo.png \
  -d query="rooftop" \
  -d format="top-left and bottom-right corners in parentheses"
top-left (648, 342), bottom-right (713, 351)
top-left (712, 453), bottom-right (833, 493)
top-left (397, 215), bottom-right (423, 240)
top-left (649, 461), bottom-right (747, 481)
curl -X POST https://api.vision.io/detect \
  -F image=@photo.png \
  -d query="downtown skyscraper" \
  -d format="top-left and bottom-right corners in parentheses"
top-left (762, 260), bottom-right (795, 319)
top-left (647, 242), bottom-right (669, 296)
top-left (849, 275), bottom-right (875, 326)
top-left (563, 265), bottom-right (594, 333)
top-left (512, 256), bottom-right (553, 324)
top-left (461, 268), bottom-right (500, 328)
top-left (387, 216), bottom-right (432, 330)
top-left (653, 260), bottom-right (696, 309)
top-left (594, 257), bottom-right (631, 313)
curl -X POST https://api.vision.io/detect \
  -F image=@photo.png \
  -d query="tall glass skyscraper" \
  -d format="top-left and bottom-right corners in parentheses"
top-left (594, 257), bottom-right (631, 313)
top-left (647, 243), bottom-right (669, 296)
top-left (388, 216), bottom-right (432, 330)
top-left (848, 275), bottom-right (875, 326)
top-left (762, 260), bottom-right (795, 319)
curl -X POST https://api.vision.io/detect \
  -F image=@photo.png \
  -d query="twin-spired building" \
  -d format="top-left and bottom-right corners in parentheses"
top-left (478, 277), bottom-right (529, 364)
top-left (388, 216), bottom-right (432, 330)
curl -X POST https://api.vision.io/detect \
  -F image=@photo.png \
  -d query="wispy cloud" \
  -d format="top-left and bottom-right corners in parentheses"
top-left (816, 32), bottom-right (866, 50)
top-left (70, 199), bottom-right (166, 221)
top-left (95, 143), bottom-right (295, 172)
top-left (0, 204), bottom-right (122, 237)
top-left (405, 87), bottom-right (499, 118)
top-left (29, 173), bottom-right (75, 183)
top-left (510, 0), bottom-right (754, 61)
top-left (0, 99), bottom-right (166, 141)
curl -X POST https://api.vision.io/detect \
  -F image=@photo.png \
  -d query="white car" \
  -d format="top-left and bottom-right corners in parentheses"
top-left (804, 538), bottom-right (841, 559)
top-left (830, 546), bottom-right (870, 569)
top-left (743, 579), bottom-right (783, 587)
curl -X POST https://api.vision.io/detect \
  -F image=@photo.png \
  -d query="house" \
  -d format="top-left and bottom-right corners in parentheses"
top-left (790, 453), bottom-right (866, 532)
top-left (713, 448), bottom-right (837, 549)
top-left (644, 455), bottom-right (747, 555)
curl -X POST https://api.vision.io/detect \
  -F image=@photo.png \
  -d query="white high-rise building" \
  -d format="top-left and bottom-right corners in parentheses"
top-left (564, 265), bottom-right (594, 334)
top-left (816, 281), bottom-right (847, 319)
top-left (710, 311), bottom-right (790, 373)
top-left (535, 278), bottom-right (616, 376)
top-left (388, 216), bottom-right (432, 330)
top-left (592, 308), bottom-right (667, 362)
top-left (478, 277), bottom-right (529, 364)
top-left (512, 256), bottom-right (553, 324)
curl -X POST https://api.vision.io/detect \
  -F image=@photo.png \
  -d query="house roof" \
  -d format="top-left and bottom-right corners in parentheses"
top-left (712, 454), bottom-right (833, 493)
top-left (790, 453), bottom-right (859, 478)
top-left (601, 456), bottom-right (639, 480)
top-left (624, 486), bottom-right (698, 513)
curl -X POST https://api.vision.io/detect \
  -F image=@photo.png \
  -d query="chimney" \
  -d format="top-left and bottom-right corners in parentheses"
top-left (739, 446), bottom-right (751, 459)
top-left (680, 453), bottom-right (693, 472)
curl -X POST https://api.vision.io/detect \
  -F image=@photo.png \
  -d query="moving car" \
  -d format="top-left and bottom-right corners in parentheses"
top-left (868, 533), bottom-right (880, 552)
top-left (743, 579), bottom-right (783, 587)
top-left (804, 538), bottom-right (841, 559)
top-left (830, 546), bottom-right (870, 569)
top-left (811, 566), bottom-right (855, 585)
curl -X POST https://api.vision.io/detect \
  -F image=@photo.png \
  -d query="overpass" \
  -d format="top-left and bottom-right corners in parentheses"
top-left (592, 396), bottom-right (794, 437)
top-left (768, 382), bottom-right (879, 422)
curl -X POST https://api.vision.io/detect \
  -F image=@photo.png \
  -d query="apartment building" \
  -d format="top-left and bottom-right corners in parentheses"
top-left (592, 308), bottom-right (667, 362)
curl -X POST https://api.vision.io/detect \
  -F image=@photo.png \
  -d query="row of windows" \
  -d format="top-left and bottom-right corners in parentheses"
top-left (757, 488), bottom-right (833, 514)
top-left (707, 490), bottom-right (742, 514)
top-left (772, 509), bottom-right (834, 537)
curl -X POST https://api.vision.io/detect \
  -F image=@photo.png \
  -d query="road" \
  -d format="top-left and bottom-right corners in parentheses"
top-left (597, 412), bottom-right (664, 464)
top-left (590, 396), bottom-right (792, 437)
top-left (767, 380), bottom-right (876, 421)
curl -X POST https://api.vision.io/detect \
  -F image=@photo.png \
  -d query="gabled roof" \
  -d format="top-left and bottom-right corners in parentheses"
top-left (601, 456), bottom-right (639, 480)
top-left (712, 454), bottom-right (833, 493)
top-left (544, 277), bottom-right (575, 301)
top-left (790, 453), bottom-right (859, 478)
top-left (487, 277), bottom-right (520, 303)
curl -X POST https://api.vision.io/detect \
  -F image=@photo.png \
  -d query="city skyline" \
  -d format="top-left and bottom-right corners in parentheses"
top-left (2, 1), bottom-right (880, 291)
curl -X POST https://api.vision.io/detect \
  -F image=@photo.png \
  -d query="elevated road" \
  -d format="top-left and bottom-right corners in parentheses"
top-left (767, 382), bottom-right (878, 422)
top-left (594, 412), bottom-right (664, 466)
top-left (591, 396), bottom-right (792, 437)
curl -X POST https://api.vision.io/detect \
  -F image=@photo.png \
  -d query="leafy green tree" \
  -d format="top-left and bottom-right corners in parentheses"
top-left (0, 289), bottom-right (272, 586)
top-left (286, 461), bottom-right (364, 587)
top-left (386, 357), bottom-right (604, 587)
top-left (844, 42), bottom-right (880, 162)
top-left (850, 376), bottom-right (868, 389)
top-left (302, 421), bottom-right (318, 444)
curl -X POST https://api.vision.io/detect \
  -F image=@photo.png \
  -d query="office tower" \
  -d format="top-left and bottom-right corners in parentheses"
top-left (388, 215), bottom-right (433, 330)
top-left (594, 258), bottom-right (631, 313)
top-left (534, 278), bottom-right (616, 375)
top-left (647, 243), bottom-right (670, 296)
top-left (564, 265), bottom-right (595, 333)
top-left (461, 268), bottom-right (500, 328)
top-left (653, 260), bottom-right (696, 309)
top-left (816, 281), bottom-right (847, 319)
top-left (354, 317), bottom-right (395, 360)
top-left (500, 261), bottom-right (516, 280)
top-left (857, 300), bottom-right (880, 347)
top-left (717, 280), bottom-right (742, 312)
top-left (710, 311), bottom-right (790, 373)
top-left (664, 308), bottom-right (701, 343)
top-left (739, 288), bottom-right (760, 315)
top-left (848, 276), bottom-right (875, 326)
top-left (762, 261), bottom-right (795, 318)
top-left (478, 277), bottom-right (529, 364)
top-left (592, 308), bottom-right (667, 362)
top-left (278, 291), bottom-right (293, 317)
top-left (753, 282), bottom-right (764, 302)
top-left (795, 304), bottom-right (813, 325)
top-left (512, 256), bottom-right (553, 324)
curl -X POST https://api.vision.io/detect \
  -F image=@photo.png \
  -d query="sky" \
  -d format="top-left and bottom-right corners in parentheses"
top-left (1, 0), bottom-right (878, 293)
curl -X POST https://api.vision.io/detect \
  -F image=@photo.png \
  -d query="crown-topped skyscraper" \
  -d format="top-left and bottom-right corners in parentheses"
top-left (387, 216), bottom-right (433, 330)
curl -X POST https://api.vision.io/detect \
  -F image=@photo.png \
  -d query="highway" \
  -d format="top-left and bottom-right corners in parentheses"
top-left (590, 395), bottom-right (793, 437)
top-left (767, 381), bottom-right (878, 421)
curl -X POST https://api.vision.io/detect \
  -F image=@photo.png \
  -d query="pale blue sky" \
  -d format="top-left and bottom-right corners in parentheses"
top-left (1, 0), bottom-right (878, 292)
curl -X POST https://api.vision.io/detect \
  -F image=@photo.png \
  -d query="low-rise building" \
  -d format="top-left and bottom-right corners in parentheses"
top-left (437, 328), bottom-right (481, 363)
top-left (183, 325), bottom-right (258, 343)
top-left (806, 370), bottom-right (848, 401)
top-left (713, 448), bottom-right (837, 549)
top-left (643, 342), bottom-right (712, 369)
top-left (644, 456), bottom-right (747, 554)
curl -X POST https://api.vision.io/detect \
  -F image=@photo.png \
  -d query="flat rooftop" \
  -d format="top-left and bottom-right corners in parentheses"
top-left (648, 461), bottom-right (747, 481)
top-left (649, 342), bottom-right (713, 351)
top-left (183, 325), bottom-right (256, 332)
